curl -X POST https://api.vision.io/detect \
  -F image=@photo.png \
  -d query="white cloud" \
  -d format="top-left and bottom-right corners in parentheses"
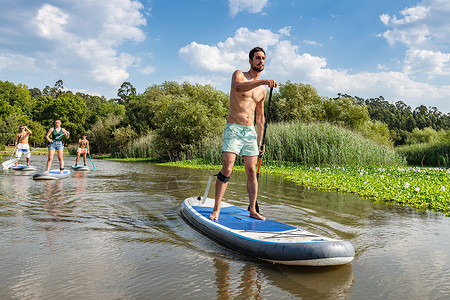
top-left (179, 27), bottom-right (450, 112)
top-left (404, 48), bottom-right (450, 75)
top-left (303, 40), bottom-right (323, 47)
top-left (229, 0), bottom-right (269, 17)
top-left (384, 5), bottom-right (430, 26)
top-left (179, 27), bottom-right (286, 74)
top-left (33, 4), bottom-right (69, 40)
top-left (379, 0), bottom-right (450, 47)
top-left (0, 53), bottom-right (38, 72)
top-left (139, 65), bottom-right (156, 75)
top-left (29, 0), bottom-right (146, 86)
top-left (176, 74), bottom-right (228, 87)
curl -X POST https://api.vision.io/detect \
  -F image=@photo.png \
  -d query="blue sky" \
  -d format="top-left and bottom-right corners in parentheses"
top-left (1, 0), bottom-right (450, 113)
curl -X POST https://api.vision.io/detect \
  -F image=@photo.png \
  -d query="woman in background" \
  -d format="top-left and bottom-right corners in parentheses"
top-left (45, 119), bottom-right (70, 173)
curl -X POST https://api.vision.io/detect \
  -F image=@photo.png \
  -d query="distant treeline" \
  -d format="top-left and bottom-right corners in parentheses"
top-left (1, 79), bottom-right (449, 166)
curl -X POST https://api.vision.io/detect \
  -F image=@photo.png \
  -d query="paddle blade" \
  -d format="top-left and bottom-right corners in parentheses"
top-left (2, 157), bottom-right (20, 170)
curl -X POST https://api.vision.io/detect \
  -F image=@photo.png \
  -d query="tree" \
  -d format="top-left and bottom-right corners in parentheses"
top-left (29, 87), bottom-right (42, 99)
top-left (323, 96), bottom-right (370, 130)
top-left (271, 81), bottom-right (323, 122)
top-left (117, 81), bottom-right (136, 104)
top-left (0, 81), bottom-right (32, 116)
top-left (31, 92), bottom-right (87, 141)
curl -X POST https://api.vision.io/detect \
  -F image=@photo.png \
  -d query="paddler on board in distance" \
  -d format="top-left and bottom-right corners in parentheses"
top-left (14, 125), bottom-right (33, 167)
top-left (209, 46), bottom-right (277, 221)
top-left (75, 133), bottom-right (90, 167)
top-left (44, 119), bottom-right (70, 174)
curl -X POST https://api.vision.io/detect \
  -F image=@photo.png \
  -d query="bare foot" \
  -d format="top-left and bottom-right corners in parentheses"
top-left (209, 210), bottom-right (220, 220)
top-left (249, 211), bottom-right (265, 221)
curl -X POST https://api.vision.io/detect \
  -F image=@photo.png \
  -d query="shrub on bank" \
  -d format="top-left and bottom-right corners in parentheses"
top-left (396, 141), bottom-right (450, 167)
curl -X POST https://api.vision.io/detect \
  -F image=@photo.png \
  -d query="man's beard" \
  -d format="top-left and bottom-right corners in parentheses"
top-left (252, 64), bottom-right (264, 72)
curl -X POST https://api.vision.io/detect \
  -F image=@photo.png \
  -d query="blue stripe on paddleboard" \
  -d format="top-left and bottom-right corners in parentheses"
top-left (192, 205), bottom-right (296, 232)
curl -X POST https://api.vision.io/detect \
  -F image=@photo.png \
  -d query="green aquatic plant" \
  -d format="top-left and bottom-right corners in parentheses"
top-left (162, 160), bottom-right (450, 216)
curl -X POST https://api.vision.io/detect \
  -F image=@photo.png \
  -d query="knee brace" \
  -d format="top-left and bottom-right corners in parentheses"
top-left (215, 171), bottom-right (230, 183)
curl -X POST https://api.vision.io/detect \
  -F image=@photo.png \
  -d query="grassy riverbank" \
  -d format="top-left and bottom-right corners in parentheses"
top-left (161, 159), bottom-right (450, 216)
top-left (0, 146), bottom-right (69, 156)
top-left (95, 154), bottom-right (157, 162)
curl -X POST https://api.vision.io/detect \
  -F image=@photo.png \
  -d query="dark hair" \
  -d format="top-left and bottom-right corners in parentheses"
top-left (55, 118), bottom-right (62, 122)
top-left (249, 47), bottom-right (266, 60)
top-left (82, 133), bottom-right (87, 137)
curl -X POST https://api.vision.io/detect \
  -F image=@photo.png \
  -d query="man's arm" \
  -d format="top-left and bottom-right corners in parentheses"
top-left (232, 70), bottom-right (276, 93)
top-left (255, 92), bottom-right (266, 152)
top-left (25, 126), bottom-right (32, 135)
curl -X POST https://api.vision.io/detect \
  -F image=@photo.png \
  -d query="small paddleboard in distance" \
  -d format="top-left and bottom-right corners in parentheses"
top-left (33, 169), bottom-right (71, 180)
top-left (181, 197), bottom-right (355, 266)
top-left (10, 164), bottom-right (37, 171)
top-left (71, 165), bottom-right (89, 171)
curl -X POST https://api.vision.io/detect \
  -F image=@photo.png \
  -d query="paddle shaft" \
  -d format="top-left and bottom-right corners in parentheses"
top-left (249, 87), bottom-right (273, 213)
top-left (85, 142), bottom-right (97, 170)
top-left (2, 147), bottom-right (40, 169)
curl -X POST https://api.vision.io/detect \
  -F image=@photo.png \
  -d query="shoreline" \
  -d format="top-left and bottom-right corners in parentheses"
top-left (160, 159), bottom-right (450, 216)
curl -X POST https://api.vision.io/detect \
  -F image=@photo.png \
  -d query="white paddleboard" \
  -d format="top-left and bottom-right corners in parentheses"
top-left (181, 197), bottom-right (355, 266)
top-left (33, 169), bottom-right (71, 180)
top-left (10, 164), bottom-right (37, 171)
top-left (71, 165), bottom-right (89, 171)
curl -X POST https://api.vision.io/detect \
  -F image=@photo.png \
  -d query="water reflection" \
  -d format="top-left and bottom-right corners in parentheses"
top-left (212, 255), bottom-right (354, 299)
top-left (1, 157), bottom-right (450, 299)
top-left (40, 180), bottom-right (65, 248)
top-left (214, 257), bottom-right (262, 300)
top-left (269, 264), bottom-right (354, 300)
top-left (10, 173), bottom-right (32, 216)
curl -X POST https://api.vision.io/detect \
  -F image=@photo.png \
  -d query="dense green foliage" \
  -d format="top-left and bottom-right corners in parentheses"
top-left (1, 79), bottom-right (449, 167)
top-left (0, 80), bottom-right (124, 149)
top-left (349, 95), bottom-right (450, 145)
top-left (396, 129), bottom-right (450, 167)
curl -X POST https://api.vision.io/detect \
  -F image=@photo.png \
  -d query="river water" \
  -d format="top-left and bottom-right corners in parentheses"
top-left (0, 155), bottom-right (449, 300)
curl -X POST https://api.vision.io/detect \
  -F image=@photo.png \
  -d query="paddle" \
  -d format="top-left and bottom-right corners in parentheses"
top-left (85, 142), bottom-right (97, 170)
top-left (2, 147), bottom-right (40, 170)
top-left (248, 87), bottom-right (273, 213)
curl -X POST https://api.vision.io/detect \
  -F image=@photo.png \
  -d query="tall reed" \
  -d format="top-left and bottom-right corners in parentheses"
top-left (112, 132), bottom-right (157, 159)
top-left (193, 122), bottom-right (405, 166)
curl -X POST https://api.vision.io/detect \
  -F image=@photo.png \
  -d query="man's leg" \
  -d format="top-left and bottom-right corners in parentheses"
top-left (244, 155), bottom-right (265, 220)
top-left (75, 152), bottom-right (80, 165)
top-left (15, 149), bottom-right (21, 167)
top-left (83, 153), bottom-right (87, 165)
top-left (26, 149), bottom-right (31, 166)
top-left (209, 152), bottom-right (236, 220)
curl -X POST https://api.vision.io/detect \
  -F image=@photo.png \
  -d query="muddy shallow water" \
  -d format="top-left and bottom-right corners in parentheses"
top-left (1, 155), bottom-right (449, 299)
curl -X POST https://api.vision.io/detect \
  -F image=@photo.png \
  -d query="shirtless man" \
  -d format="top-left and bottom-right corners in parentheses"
top-left (209, 46), bottom-right (277, 221)
top-left (14, 125), bottom-right (32, 167)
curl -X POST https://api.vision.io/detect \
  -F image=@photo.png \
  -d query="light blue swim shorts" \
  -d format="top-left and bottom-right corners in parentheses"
top-left (222, 123), bottom-right (259, 156)
top-left (49, 140), bottom-right (64, 151)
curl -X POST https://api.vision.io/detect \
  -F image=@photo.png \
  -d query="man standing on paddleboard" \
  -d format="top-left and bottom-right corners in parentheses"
top-left (14, 125), bottom-right (32, 167)
top-left (209, 46), bottom-right (277, 221)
